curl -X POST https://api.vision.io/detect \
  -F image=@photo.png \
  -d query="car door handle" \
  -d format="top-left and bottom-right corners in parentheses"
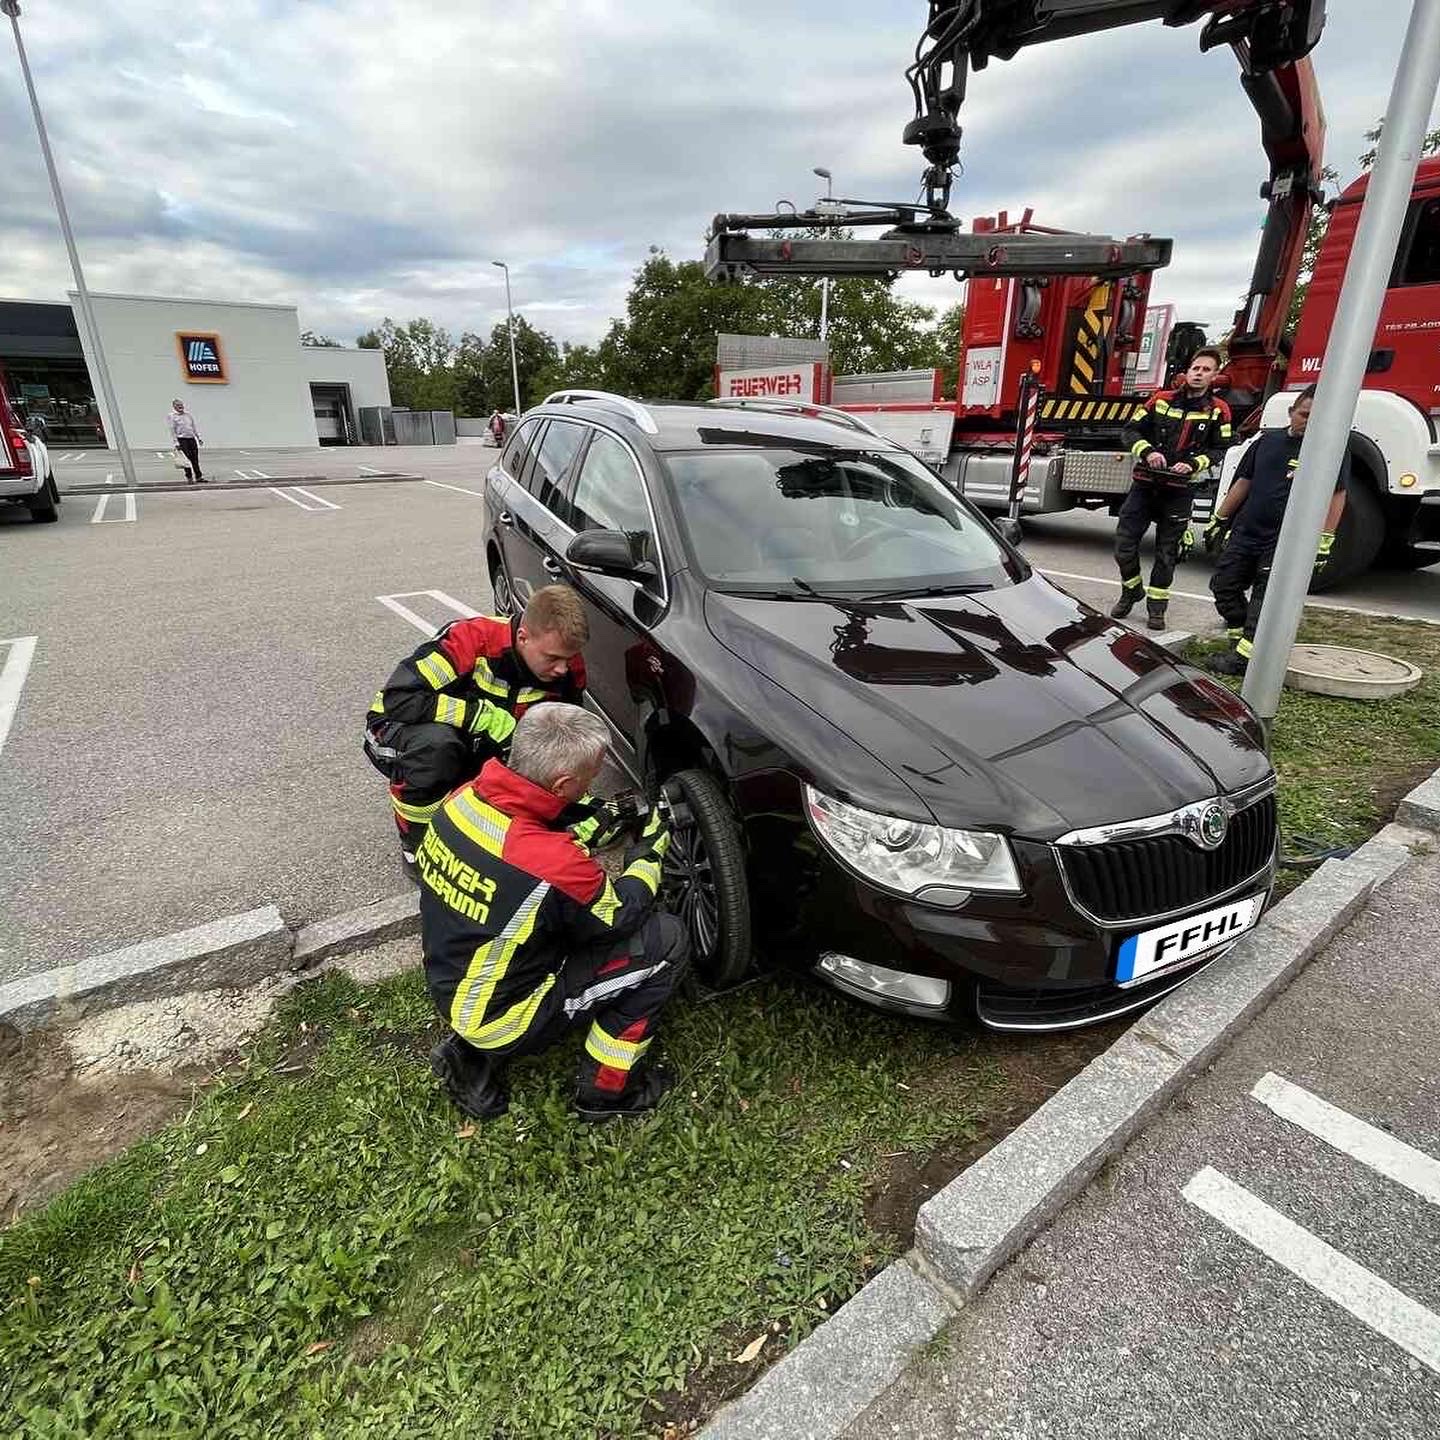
top-left (543, 556), bottom-right (564, 577)
top-left (498, 510), bottom-right (514, 527)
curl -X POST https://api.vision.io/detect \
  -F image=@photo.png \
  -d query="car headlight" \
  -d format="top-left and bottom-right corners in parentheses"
top-left (804, 786), bottom-right (1022, 897)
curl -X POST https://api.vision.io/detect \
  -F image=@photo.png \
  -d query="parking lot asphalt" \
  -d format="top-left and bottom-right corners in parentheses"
top-left (1, 476), bottom-right (501, 982)
top-left (48, 441), bottom-right (498, 490)
top-left (846, 851), bottom-right (1440, 1440)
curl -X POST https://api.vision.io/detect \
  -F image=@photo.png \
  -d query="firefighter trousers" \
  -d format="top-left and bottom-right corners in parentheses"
top-left (441, 912), bottom-right (690, 1094)
top-left (1114, 482), bottom-right (1192, 608)
top-left (1209, 541), bottom-right (1274, 659)
top-left (367, 719), bottom-right (491, 852)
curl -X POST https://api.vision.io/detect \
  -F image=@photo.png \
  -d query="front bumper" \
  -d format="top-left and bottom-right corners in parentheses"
top-left (788, 794), bottom-right (1277, 1032)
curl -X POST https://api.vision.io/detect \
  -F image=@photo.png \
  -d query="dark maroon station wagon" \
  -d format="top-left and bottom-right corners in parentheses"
top-left (482, 391), bottom-right (1276, 1031)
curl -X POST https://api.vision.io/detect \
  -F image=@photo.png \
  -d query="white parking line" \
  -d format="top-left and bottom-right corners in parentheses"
top-left (289, 486), bottom-right (340, 511)
top-left (1183, 1166), bottom-right (1440, 1374)
top-left (0, 636), bottom-right (38, 761)
top-left (90, 492), bottom-right (136, 523)
top-left (423, 479), bottom-right (486, 498)
top-left (1252, 1073), bottom-right (1440, 1205)
top-left (358, 464), bottom-right (386, 476)
top-left (105, 473), bottom-right (114, 485)
top-left (377, 590), bottom-right (480, 635)
top-left (269, 486), bottom-right (338, 512)
top-left (234, 469), bottom-right (275, 481)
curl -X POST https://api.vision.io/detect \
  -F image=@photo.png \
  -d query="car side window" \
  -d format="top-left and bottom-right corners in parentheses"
top-left (531, 420), bottom-right (587, 521)
top-left (501, 419), bottom-right (539, 486)
top-left (569, 433), bottom-right (654, 563)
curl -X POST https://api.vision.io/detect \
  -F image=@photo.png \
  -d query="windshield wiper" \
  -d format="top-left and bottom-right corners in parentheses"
top-left (842, 582), bottom-right (995, 600)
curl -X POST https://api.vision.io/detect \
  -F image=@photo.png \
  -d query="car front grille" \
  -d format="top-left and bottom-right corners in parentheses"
top-left (1057, 793), bottom-right (1277, 925)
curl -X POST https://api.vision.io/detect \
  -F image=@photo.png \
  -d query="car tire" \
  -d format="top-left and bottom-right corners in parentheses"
top-left (660, 767), bottom-right (751, 988)
top-left (488, 549), bottom-right (516, 616)
top-left (28, 473), bottom-right (60, 523)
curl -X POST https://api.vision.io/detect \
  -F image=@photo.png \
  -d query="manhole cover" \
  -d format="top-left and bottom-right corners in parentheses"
top-left (1284, 644), bottom-right (1423, 700)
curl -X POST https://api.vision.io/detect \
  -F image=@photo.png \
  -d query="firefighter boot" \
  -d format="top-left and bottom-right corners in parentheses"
top-left (1110, 583), bottom-right (1142, 620)
top-left (1146, 601), bottom-right (1168, 632)
top-left (430, 1033), bottom-right (509, 1120)
top-left (575, 1063), bottom-right (676, 1123)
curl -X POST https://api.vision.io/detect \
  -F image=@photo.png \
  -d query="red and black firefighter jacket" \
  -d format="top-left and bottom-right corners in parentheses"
top-left (418, 758), bottom-right (668, 1053)
top-left (367, 614), bottom-right (586, 748)
top-left (1123, 385), bottom-right (1234, 478)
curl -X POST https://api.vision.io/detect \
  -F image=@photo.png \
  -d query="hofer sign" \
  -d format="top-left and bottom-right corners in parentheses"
top-left (716, 364), bottom-right (827, 403)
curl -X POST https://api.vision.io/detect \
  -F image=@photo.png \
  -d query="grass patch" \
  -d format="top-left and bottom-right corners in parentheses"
top-left (0, 971), bottom-right (1002, 1438)
top-left (1186, 608), bottom-right (1440, 858)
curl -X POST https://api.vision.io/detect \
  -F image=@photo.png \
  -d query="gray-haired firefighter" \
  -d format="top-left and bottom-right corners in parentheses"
top-left (420, 702), bottom-right (690, 1123)
top-left (1111, 348), bottom-right (1233, 631)
top-left (1205, 385), bottom-right (1346, 677)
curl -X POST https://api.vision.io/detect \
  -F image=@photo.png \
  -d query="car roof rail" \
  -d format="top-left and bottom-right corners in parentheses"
top-left (542, 389), bottom-right (659, 435)
top-left (705, 397), bottom-right (890, 441)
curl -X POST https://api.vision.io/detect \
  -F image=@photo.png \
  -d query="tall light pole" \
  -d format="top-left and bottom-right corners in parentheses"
top-left (813, 167), bottom-right (833, 346)
top-left (4, 0), bottom-right (136, 487)
top-left (492, 260), bottom-right (522, 417)
top-left (1241, 0), bottom-right (1440, 727)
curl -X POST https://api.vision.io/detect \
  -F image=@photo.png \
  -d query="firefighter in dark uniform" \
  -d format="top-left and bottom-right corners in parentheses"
top-left (421, 702), bottom-right (690, 1122)
top-left (1112, 348), bottom-right (1233, 631)
top-left (1205, 385), bottom-right (1346, 677)
top-left (364, 585), bottom-right (589, 876)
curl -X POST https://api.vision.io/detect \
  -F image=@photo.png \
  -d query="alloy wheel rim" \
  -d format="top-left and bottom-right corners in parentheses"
top-left (662, 813), bottom-right (720, 960)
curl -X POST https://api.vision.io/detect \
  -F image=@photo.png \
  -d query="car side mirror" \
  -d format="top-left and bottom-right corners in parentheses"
top-left (565, 528), bottom-right (657, 582)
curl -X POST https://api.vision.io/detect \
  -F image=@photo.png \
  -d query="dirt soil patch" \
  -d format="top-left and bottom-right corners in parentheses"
top-left (0, 1024), bottom-right (203, 1222)
top-left (864, 1018), bottom-right (1130, 1250)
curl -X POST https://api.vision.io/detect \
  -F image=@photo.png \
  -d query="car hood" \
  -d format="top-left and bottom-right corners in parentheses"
top-left (703, 577), bottom-right (1270, 838)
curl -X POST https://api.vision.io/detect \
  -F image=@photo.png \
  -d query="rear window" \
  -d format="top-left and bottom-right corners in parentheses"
top-left (663, 447), bottom-right (1020, 594)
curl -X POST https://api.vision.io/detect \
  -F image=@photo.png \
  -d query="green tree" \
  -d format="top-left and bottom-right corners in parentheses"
top-left (452, 331), bottom-right (489, 417)
top-left (356, 317), bottom-right (458, 410)
top-left (299, 329), bottom-right (341, 347)
top-left (481, 315), bottom-right (561, 411)
top-left (530, 341), bottom-right (610, 400)
top-left (929, 302), bottom-right (966, 398)
top-left (1287, 121), bottom-right (1440, 337)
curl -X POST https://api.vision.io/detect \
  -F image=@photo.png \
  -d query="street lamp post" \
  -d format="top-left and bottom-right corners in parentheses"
top-left (813, 167), bottom-right (833, 346)
top-left (4, 0), bottom-right (136, 487)
top-left (492, 260), bottom-right (522, 418)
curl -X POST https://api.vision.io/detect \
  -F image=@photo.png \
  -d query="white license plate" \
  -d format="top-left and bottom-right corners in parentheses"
top-left (1116, 893), bottom-right (1264, 985)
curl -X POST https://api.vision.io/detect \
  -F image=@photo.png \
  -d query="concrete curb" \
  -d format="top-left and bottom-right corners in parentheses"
top-left (60, 472), bottom-right (425, 496)
top-left (698, 772), bottom-right (1440, 1440)
top-left (0, 890), bottom-right (422, 1033)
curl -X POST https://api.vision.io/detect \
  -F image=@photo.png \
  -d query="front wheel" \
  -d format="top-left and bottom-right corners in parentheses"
top-left (659, 767), bottom-right (751, 988)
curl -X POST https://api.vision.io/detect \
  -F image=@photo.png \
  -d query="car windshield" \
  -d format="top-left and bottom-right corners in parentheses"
top-left (663, 446), bottom-right (1022, 595)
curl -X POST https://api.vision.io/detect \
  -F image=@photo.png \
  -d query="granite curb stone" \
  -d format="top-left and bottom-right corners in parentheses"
top-left (699, 1260), bottom-right (951, 1440)
top-left (292, 892), bottom-right (421, 969)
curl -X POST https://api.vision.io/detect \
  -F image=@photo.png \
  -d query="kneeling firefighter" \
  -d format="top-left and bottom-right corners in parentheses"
top-left (420, 702), bottom-right (690, 1122)
top-left (1112, 348), bottom-right (1233, 631)
top-left (363, 585), bottom-right (589, 876)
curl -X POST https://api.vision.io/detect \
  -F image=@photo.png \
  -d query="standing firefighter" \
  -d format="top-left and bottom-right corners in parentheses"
top-left (364, 586), bottom-right (589, 876)
top-left (1112, 349), bottom-right (1233, 631)
top-left (1205, 385), bottom-right (1345, 677)
top-left (422, 703), bottom-right (689, 1122)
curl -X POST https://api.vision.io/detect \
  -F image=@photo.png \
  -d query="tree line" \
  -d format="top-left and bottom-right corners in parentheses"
top-left (318, 250), bottom-right (964, 416)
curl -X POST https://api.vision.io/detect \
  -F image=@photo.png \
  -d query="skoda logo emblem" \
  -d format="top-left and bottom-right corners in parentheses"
top-left (1199, 803), bottom-right (1229, 850)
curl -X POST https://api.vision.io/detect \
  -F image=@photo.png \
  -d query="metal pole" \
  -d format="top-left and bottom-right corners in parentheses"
top-left (1241, 0), bottom-right (1440, 725)
top-left (493, 260), bottom-right (522, 417)
top-left (4, 1), bottom-right (136, 488)
top-left (814, 167), bottom-right (833, 344)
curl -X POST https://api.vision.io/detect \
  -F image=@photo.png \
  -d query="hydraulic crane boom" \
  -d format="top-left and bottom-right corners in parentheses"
top-left (706, 1), bottom-right (1327, 388)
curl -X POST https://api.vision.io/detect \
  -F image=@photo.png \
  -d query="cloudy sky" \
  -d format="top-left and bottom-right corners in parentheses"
top-left (2, 1), bottom-right (1435, 352)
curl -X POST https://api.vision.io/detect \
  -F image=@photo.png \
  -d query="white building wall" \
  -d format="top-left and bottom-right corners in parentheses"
top-left (71, 292), bottom-right (318, 449)
top-left (297, 345), bottom-right (391, 410)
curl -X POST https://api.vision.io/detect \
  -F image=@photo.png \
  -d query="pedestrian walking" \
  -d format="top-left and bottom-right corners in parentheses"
top-left (1111, 348), bottom-right (1233, 631)
top-left (489, 410), bottom-right (507, 446)
top-left (421, 702), bottom-right (689, 1122)
top-left (167, 399), bottom-right (205, 482)
top-left (1205, 385), bottom-right (1346, 677)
